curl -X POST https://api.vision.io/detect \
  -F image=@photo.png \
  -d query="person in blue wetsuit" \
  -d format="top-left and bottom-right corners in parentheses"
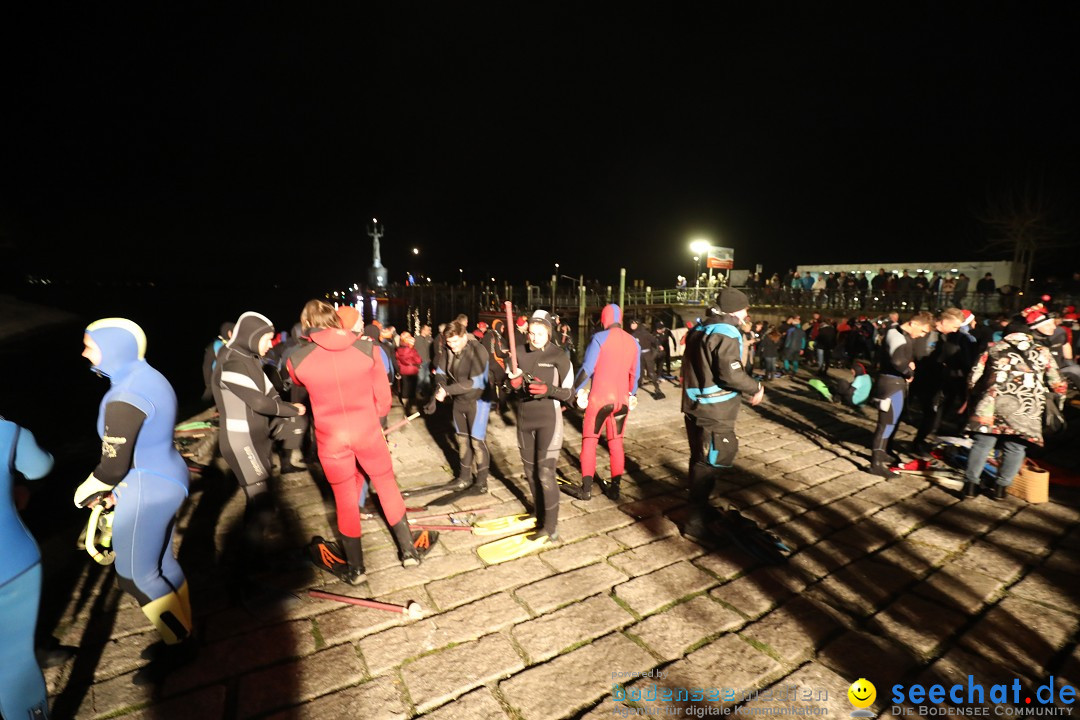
top-left (1, 418), bottom-right (54, 720)
top-left (74, 318), bottom-right (195, 683)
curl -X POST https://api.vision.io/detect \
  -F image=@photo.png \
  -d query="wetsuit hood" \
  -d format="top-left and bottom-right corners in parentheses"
top-left (337, 306), bottom-right (361, 332)
top-left (85, 318), bottom-right (147, 378)
top-left (601, 304), bottom-right (622, 329)
top-left (310, 328), bottom-right (360, 351)
top-left (228, 311), bottom-right (274, 355)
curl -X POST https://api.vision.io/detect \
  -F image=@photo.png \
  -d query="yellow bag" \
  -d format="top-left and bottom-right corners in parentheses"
top-left (1007, 460), bottom-right (1049, 504)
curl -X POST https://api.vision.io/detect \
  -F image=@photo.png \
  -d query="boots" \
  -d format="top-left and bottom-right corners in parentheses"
top-left (597, 475), bottom-right (621, 501)
top-left (339, 535), bottom-right (366, 585)
top-left (390, 519), bottom-right (437, 567)
top-left (884, 438), bottom-right (902, 464)
top-left (988, 484), bottom-right (1007, 501)
top-left (279, 448), bottom-right (307, 474)
top-left (560, 475), bottom-right (593, 500)
top-left (869, 450), bottom-right (899, 479)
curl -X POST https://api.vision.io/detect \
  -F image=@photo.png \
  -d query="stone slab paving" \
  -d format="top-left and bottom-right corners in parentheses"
top-left (36, 371), bottom-right (1080, 718)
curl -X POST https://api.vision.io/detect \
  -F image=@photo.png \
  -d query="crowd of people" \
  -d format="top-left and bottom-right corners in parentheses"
top-left (741, 268), bottom-right (1080, 315)
top-left (2, 281), bottom-right (1077, 713)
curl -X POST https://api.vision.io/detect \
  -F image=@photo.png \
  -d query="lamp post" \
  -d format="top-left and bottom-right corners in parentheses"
top-left (690, 239), bottom-right (711, 290)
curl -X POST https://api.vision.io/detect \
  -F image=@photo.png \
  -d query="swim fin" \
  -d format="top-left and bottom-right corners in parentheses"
top-left (472, 514), bottom-right (537, 536)
top-left (807, 378), bottom-right (833, 402)
top-left (712, 508), bottom-right (791, 565)
top-left (308, 536), bottom-right (351, 579)
top-left (477, 530), bottom-right (556, 564)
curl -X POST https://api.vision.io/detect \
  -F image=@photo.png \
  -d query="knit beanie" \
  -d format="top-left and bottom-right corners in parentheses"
top-left (717, 288), bottom-right (749, 314)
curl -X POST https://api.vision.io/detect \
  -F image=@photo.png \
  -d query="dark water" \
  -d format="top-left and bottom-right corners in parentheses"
top-left (1, 281), bottom-right (332, 533)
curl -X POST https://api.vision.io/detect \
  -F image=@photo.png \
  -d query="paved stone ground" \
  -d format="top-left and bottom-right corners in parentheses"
top-left (41, 369), bottom-right (1080, 719)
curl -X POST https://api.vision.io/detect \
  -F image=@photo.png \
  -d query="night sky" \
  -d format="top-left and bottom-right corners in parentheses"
top-left (5, 4), bottom-right (1080, 291)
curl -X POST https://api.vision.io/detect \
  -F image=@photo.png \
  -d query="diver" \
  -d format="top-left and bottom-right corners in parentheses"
top-left (1, 417), bottom-right (54, 719)
top-left (561, 304), bottom-right (640, 501)
top-left (74, 318), bottom-right (195, 683)
top-left (212, 312), bottom-right (309, 569)
top-left (502, 310), bottom-right (574, 553)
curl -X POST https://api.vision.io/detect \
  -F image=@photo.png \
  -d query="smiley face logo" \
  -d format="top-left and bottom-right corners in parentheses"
top-left (848, 678), bottom-right (876, 709)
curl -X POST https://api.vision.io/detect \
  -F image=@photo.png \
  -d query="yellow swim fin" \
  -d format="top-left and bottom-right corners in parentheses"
top-left (472, 513), bottom-right (536, 536)
top-left (141, 590), bottom-right (192, 645)
top-left (478, 531), bottom-right (555, 564)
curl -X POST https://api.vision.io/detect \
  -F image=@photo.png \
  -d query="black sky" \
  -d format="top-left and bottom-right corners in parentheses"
top-left (4, 4), bottom-right (1080, 290)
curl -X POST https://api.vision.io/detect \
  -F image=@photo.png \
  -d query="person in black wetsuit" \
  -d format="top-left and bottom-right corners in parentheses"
top-left (434, 321), bottom-right (492, 494)
top-left (505, 310), bottom-right (574, 539)
top-left (655, 322), bottom-right (675, 377)
top-left (909, 308), bottom-right (965, 455)
top-left (630, 318), bottom-right (663, 398)
top-left (869, 311), bottom-right (932, 477)
top-left (212, 312), bottom-right (309, 567)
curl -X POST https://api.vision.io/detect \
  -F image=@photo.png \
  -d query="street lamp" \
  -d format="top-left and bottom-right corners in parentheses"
top-left (690, 239), bottom-right (711, 288)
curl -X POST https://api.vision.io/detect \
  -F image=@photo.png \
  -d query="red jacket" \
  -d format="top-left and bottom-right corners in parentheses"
top-left (287, 329), bottom-right (391, 445)
top-left (395, 345), bottom-right (422, 376)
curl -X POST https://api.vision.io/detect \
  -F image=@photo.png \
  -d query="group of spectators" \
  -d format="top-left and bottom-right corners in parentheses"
top-left (740, 268), bottom-right (1080, 316)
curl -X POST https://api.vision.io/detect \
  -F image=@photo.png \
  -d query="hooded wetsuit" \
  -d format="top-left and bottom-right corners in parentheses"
top-left (79, 318), bottom-right (193, 645)
top-left (435, 336), bottom-right (492, 486)
top-left (573, 305), bottom-right (640, 481)
top-left (1, 420), bottom-right (53, 720)
top-left (212, 312), bottom-right (306, 500)
top-left (509, 338), bottom-right (573, 536)
top-left (287, 328), bottom-right (405, 540)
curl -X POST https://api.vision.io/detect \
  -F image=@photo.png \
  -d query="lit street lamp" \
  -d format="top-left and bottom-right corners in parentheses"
top-left (690, 239), bottom-right (711, 288)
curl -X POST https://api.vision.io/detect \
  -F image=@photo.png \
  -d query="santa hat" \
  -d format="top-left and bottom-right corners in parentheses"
top-left (516, 315), bottom-right (528, 329)
top-left (1021, 303), bottom-right (1053, 328)
top-left (960, 310), bottom-right (975, 327)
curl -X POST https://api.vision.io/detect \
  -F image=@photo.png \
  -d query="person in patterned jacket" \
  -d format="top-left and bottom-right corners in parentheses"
top-left (962, 303), bottom-right (1067, 499)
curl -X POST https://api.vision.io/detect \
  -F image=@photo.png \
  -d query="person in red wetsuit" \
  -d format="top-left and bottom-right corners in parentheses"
top-left (561, 304), bottom-right (640, 501)
top-left (287, 300), bottom-right (433, 584)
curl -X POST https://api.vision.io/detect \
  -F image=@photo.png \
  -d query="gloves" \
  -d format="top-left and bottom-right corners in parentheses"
top-left (507, 367), bottom-right (524, 389)
top-left (628, 394), bottom-right (639, 411)
top-left (528, 379), bottom-right (550, 396)
top-left (576, 388), bottom-right (589, 409)
top-left (74, 474), bottom-right (114, 508)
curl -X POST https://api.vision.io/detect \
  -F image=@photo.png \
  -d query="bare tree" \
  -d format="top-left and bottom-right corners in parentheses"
top-left (975, 176), bottom-right (1072, 295)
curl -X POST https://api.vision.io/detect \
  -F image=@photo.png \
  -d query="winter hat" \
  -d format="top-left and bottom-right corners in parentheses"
top-left (960, 310), bottom-right (975, 327)
top-left (717, 288), bottom-right (750, 314)
top-left (516, 315), bottom-right (528, 330)
top-left (528, 309), bottom-right (553, 331)
top-left (1021, 303), bottom-right (1053, 328)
